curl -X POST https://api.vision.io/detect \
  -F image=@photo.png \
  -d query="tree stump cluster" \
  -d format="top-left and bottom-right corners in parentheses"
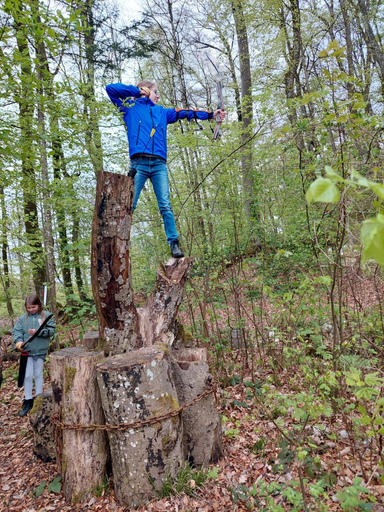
top-left (30, 171), bottom-right (222, 508)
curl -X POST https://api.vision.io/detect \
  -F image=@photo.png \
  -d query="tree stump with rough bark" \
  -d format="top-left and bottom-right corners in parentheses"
top-left (96, 346), bottom-right (183, 507)
top-left (91, 171), bottom-right (193, 355)
top-left (91, 171), bottom-right (140, 354)
top-left (50, 347), bottom-right (109, 503)
top-left (29, 387), bottom-right (55, 462)
top-left (171, 348), bottom-right (223, 467)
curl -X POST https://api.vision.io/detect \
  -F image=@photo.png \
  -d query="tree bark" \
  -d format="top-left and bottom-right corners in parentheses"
top-left (29, 388), bottom-right (56, 462)
top-left (50, 347), bottom-right (109, 504)
top-left (91, 171), bottom-right (193, 355)
top-left (138, 257), bottom-right (193, 346)
top-left (91, 171), bottom-right (141, 354)
top-left (232, 0), bottom-right (256, 221)
top-left (96, 347), bottom-right (184, 507)
top-left (171, 348), bottom-right (223, 467)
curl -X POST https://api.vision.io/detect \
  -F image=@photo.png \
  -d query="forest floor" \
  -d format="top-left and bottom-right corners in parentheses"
top-left (1, 260), bottom-right (384, 511)
top-left (1, 351), bottom-right (384, 512)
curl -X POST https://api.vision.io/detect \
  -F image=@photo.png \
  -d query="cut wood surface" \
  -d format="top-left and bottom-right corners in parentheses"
top-left (96, 346), bottom-right (183, 508)
top-left (50, 347), bottom-right (109, 504)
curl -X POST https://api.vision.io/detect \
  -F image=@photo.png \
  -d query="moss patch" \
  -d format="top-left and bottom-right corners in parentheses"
top-left (158, 394), bottom-right (179, 413)
top-left (155, 342), bottom-right (169, 355)
top-left (162, 434), bottom-right (177, 454)
top-left (96, 336), bottom-right (108, 355)
top-left (64, 366), bottom-right (77, 395)
top-left (30, 395), bottom-right (44, 415)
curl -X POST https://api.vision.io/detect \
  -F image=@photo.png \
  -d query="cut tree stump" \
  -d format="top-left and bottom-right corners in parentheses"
top-left (83, 330), bottom-right (99, 349)
top-left (138, 258), bottom-right (193, 347)
top-left (96, 346), bottom-right (183, 507)
top-left (29, 387), bottom-right (55, 462)
top-left (171, 348), bottom-right (223, 467)
top-left (91, 171), bottom-right (141, 354)
top-left (50, 347), bottom-right (109, 504)
top-left (91, 171), bottom-right (193, 355)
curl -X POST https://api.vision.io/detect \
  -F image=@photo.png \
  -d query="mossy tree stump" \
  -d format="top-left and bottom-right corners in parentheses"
top-left (29, 388), bottom-right (55, 462)
top-left (50, 347), bottom-right (109, 503)
top-left (96, 347), bottom-right (183, 507)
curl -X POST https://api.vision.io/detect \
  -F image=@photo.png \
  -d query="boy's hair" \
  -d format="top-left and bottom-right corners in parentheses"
top-left (136, 80), bottom-right (156, 90)
top-left (25, 294), bottom-right (43, 315)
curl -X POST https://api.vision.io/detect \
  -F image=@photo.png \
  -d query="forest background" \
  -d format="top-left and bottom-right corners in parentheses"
top-left (1, 0), bottom-right (384, 510)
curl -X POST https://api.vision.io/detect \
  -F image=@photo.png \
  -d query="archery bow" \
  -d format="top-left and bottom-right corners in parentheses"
top-left (205, 52), bottom-right (224, 140)
top-left (17, 313), bottom-right (54, 388)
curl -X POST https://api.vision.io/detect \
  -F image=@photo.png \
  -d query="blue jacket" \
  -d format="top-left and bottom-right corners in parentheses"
top-left (106, 83), bottom-right (214, 161)
top-left (12, 311), bottom-right (55, 358)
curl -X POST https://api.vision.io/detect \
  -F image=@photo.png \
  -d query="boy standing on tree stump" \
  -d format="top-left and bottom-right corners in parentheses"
top-left (106, 81), bottom-right (225, 258)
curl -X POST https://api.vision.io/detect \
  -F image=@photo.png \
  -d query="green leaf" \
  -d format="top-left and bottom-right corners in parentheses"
top-left (306, 178), bottom-right (340, 203)
top-left (48, 476), bottom-right (62, 494)
top-left (350, 169), bottom-right (371, 187)
top-left (325, 166), bottom-right (345, 182)
top-left (356, 387), bottom-right (378, 400)
top-left (361, 215), bottom-right (384, 266)
top-left (352, 102), bottom-right (367, 110)
top-left (33, 480), bottom-right (46, 497)
top-left (369, 182), bottom-right (384, 200)
top-left (345, 368), bottom-right (362, 386)
top-left (364, 373), bottom-right (383, 387)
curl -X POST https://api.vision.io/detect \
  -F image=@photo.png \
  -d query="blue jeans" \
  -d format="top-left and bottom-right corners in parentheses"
top-left (131, 157), bottom-right (179, 243)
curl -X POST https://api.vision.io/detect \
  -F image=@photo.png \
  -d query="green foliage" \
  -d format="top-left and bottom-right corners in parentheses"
top-left (91, 474), bottom-right (112, 497)
top-left (32, 480), bottom-right (46, 497)
top-left (307, 165), bottom-right (384, 266)
top-left (149, 463), bottom-right (218, 498)
top-left (48, 476), bottom-right (62, 494)
top-left (336, 478), bottom-right (372, 511)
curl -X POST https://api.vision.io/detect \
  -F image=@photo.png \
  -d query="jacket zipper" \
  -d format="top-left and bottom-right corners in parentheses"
top-left (136, 120), bottom-right (141, 145)
top-left (149, 108), bottom-right (155, 154)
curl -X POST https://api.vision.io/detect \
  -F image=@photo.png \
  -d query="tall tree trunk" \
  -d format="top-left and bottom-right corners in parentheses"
top-left (356, 0), bottom-right (384, 98)
top-left (77, 0), bottom-right (105, 175)
top-left (29, 0), bottom-right (75, 299)
top-left (72, 214), bottom-right (87, 301)
top-left (232, 0), bottom-right (257, 222)
top-left (339, 0), bottom-right (355, 97)
top-left (12, 0), bottom-right (46, 294)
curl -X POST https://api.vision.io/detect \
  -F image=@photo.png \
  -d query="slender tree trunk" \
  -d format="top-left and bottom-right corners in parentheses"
top-left (77, 0), bottom-right (105, 175)
top-left (357, 0), bottom-right (384, 97)
top-left (232, 0), bottom-right (257, 222)
top-left (12, 0), bottom-right (46, 294)
top-left (0, 186), bottom-right (13, 315)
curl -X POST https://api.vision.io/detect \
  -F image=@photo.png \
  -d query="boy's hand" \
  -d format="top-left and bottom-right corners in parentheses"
top-left (213, 109), bottom-right (226, 120)
top-left (28, 329), bottom-right (36, 335)
top-left (139, 87), bottom-right (151, 98)
top-left (15, 342), bottom-right (23, 351)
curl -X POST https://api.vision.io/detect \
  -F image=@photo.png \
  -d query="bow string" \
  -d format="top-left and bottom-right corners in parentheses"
top-left (205, 53), bottom-right (224, 140)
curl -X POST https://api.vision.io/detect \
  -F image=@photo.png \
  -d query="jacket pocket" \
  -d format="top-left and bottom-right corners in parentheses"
top-left (136, 120), bottom-right (141, 144)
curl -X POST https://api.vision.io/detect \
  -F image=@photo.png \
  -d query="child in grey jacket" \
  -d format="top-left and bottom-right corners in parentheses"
top-left (13, 294), bottom-right (55, 416)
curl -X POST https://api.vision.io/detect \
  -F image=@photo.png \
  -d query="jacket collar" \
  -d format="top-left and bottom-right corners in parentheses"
top-left (136, 96), bottom-right (156, 107)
